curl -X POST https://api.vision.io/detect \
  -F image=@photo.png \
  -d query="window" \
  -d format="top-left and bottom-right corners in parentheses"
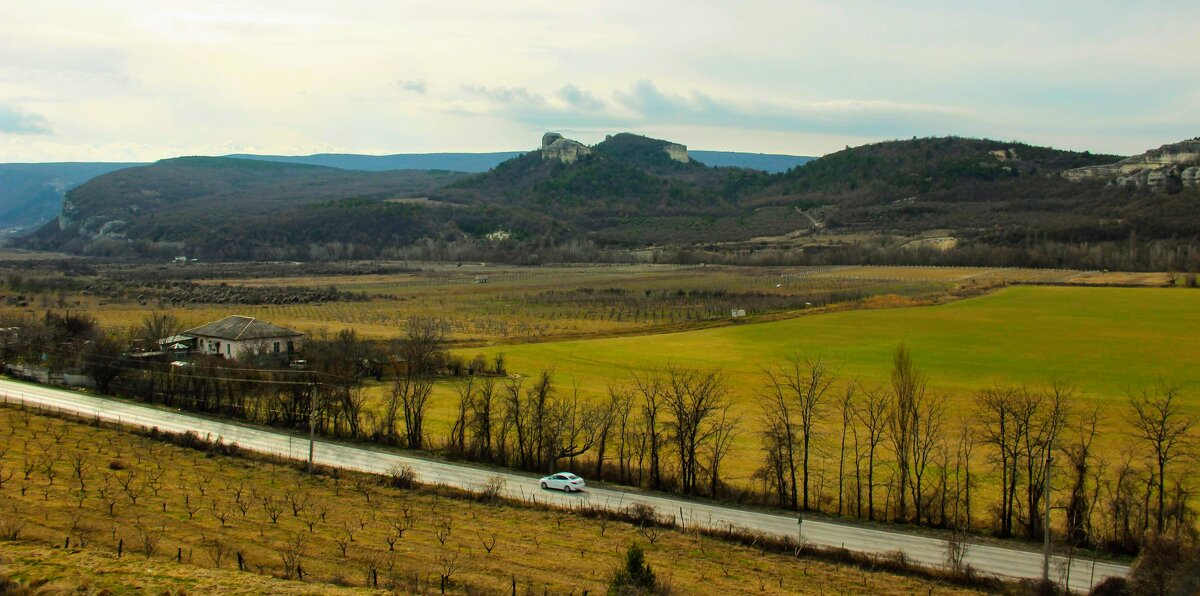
top-left (273, 341), bottom-right (280, 353)
top-left (213, 341), bottom-right (220, 353)
top-left (287, 340), bottom-right (294, 354)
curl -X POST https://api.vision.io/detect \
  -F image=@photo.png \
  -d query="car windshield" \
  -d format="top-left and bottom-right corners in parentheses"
top-left (564, 474), bottom-right (578, 480)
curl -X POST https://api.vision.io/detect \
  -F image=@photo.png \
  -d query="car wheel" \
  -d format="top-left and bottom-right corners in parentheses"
top-left (540, 481), bottom-right (548, 490)
top-left (563, 485), bottom-right (573, 493)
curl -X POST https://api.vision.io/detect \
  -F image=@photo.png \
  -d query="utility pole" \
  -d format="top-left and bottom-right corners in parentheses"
top-left (1042, 453), bottom-right (1052, 583)
top-left (797, 512), bottom-right (804, 545)
top-left (307, 382), bottom-right (316, 475)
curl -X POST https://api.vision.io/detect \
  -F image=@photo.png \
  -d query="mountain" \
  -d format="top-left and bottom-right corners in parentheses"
top-left (26, 133), bottom-right (1200, 270)
top-left (0, 162), bottom-right (141, 234)
top-left (688, 151), bottom-right (813, 173)
top-left (1, 147), bottom-right (813, 236)
top-left (224, 152), bottom-right (525, 173)
top-left (227, 149), bottom-right (813, 174)
top-left (432, 133), bottom-right (776, 239)
top-left (26, 157), bottom-right (474, 259)
top-left (1062, 138), bottom-right (1200, 191)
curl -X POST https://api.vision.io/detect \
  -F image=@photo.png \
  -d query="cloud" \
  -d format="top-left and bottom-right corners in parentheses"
top-left (556, 84), bottom-right (604, 112)
top-left (0, 105), bottom-right (51, 135)
top-left (396, 79), bottom-right (427, 94)
top-left (454, 79), bottom-right (984, 139)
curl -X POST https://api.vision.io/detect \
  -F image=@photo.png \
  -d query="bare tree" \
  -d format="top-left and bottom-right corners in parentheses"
top-left (437, 546), bottom-right (461, 593)
top-left (910, 391), bottom-right (948, 525)
top-left (758, 372), bottom-right (800, 510)
top-left (449, 377), bottom-right (475, 455)
top-left (140, 311), bottom-right (181, 347)
top-left (1063, 406), bottom-right (1101, 546)
top-left (434, 515), bottom-right (453, 546)
top-left (385, 506), bottom-right (416, 551)
top-left (279, 532), bottom-right (307, 579)
top-left (546, 381), bottom-right (603, 472)
top-left (633, 370), bottom-right (666, 490)
top-left (703, 404), bottom-right (739, 498)
top-left (664, 365), bottom-right (733, 495)
top-left (833, 381), bottom-right (857, 516)
top-left (1128, 383), bottom-right (1196, 534)
top-left (397, 316), bottom-right (446, 377)
top-left (134, 518), bottom-right (165, 558)
top-left (202, 533), bottom-right (231, 568)
top-left (393, 373), bottom-right (434, 450)
top-left (469, 376), bottom-right (497, 461)
top-left (887, 344), bottom-right (923, 523)
top-left (855, 385), bottom-right (889, 521)
top-left (261, 493), bottom-right (285, 523)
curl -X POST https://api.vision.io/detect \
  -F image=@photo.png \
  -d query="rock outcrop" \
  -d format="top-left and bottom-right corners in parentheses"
top-left (662, 143), bottom-right (690, 163)
top-left (541, 132), bottom-right (592, 164)
top-left (1063, 138), bottom-right (1200, 190)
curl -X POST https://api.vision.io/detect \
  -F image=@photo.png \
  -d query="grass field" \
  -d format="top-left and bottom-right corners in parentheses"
top-left (0, 405), bottom-right (985, 595)
top-left (467, 286), bottom-right (1200, 406)
top-left (0, 262), bottom-right (1127, 344)
top-left (453, 286), bottom-right (1199, 487)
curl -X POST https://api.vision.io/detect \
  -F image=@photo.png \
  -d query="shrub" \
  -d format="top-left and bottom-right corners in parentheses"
top-left (609, 543), bottom-right (657, 595)
top-left (386, 463), bottom-right (417, 489)
top-left (624, 503), bottom-right (660, 527)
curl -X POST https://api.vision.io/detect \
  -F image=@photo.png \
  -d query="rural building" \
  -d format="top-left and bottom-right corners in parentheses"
top-left (173, 315), bottom-right (304, 360)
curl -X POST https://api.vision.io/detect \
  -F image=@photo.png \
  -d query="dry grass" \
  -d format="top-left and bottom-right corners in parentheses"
top-left (0, 405), bottom-right (987, 595)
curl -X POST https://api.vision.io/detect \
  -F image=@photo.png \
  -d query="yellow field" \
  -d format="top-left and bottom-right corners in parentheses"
top-left (0, 405), bottom-right (985, 594)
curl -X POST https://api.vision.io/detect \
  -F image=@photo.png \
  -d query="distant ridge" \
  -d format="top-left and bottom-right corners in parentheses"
top-left (226, 150), bottom-right (814, 174)
top-left (224, 152), bottom-right (525, 173)
top-left (689, 151), bottom-right (814, 173)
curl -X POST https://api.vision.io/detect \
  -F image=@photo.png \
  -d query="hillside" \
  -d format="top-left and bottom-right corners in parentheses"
top-left (0, 405), bottom-right (990, 595)
top-left (0, 162), bottom-right (140, 233)
top-left (23, 133), bottom-right (1200, 270)
top-left (24, 157), bottom-right (477, 260)
top-left (226, 151), bottom-right (525, 172)
top-left (0, 148), bottom-right (812, 240)
top-left (691, 150), bottom-right (814, 172)
top-left (433, 133), bottom-right (775, 242)
top-left (228, 149), bottom-right (813, 174)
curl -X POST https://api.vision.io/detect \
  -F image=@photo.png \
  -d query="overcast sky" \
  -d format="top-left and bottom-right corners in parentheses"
top-left (2, 1), bottom-right (1197, 162)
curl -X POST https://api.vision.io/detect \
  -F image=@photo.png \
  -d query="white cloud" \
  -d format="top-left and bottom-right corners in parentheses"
top-left (0, 105), bottom-right (51, 135)
top-left (0, 1), bottom-right (1197, 160)
top-left (397, 79), bottom-right (427, 94)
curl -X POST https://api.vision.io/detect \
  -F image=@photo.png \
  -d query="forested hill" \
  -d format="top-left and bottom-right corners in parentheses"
top-left (24, 133), bottom-right (1200, 270)
top-left (433, 133), bottom-right (770, 228)
top-left (760, 137), bottom-right (1118, 200)
top-left (0, 162), bottom-right (142, 233)
top-left (24, 157), bottom-right (479, 260)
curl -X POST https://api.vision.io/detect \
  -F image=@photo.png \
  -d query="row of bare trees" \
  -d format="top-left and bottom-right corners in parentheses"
top-left (439, 366), bottom-right (739, 498)
top-left (752, 345), bottom-right (1197, 556)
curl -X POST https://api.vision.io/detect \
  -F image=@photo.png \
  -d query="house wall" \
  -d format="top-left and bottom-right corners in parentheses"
top-left (195, 335), bottom-right (303, 359)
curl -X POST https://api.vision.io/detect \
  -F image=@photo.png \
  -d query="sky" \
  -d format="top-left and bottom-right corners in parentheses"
top-left (1, 1), bottom-right (1198, 162)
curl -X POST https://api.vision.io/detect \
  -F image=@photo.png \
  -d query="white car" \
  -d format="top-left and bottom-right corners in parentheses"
top-left (540, 472), bottom-right (586, 492)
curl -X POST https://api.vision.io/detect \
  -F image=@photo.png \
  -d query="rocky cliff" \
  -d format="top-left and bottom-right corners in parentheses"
top-left (540, 132), bottom-right (592, 164)
top-left (1063, 138), bottom-right (1200, 191)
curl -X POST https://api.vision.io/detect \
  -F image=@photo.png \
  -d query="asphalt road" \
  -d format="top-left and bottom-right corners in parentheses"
top-left (1, 379), bottom-right (1128, 592)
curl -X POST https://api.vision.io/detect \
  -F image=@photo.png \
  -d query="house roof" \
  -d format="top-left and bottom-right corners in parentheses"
top-left (182, 316), bottom-right (303, 341)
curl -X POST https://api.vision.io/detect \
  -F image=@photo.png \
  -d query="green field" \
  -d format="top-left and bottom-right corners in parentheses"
top-left (472, 286), bottom-right (1200, 406)
top-left (457, 286), bottom-right (1199, 487)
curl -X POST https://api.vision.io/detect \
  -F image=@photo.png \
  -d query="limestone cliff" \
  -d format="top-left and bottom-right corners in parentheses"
top-left (540, 132), bottom-right (592, 164)
top-left (662, 142), bottom-right (690, 163)
top-left (1063, 138), bottom-right (1200, 190)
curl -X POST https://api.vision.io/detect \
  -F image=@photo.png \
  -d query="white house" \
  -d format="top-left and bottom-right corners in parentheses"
top-left (178, 315), bottom-right (304, 359)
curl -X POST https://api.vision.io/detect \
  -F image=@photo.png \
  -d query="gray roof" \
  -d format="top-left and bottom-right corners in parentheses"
top-left (182, 316), bottom-right (303, 341)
